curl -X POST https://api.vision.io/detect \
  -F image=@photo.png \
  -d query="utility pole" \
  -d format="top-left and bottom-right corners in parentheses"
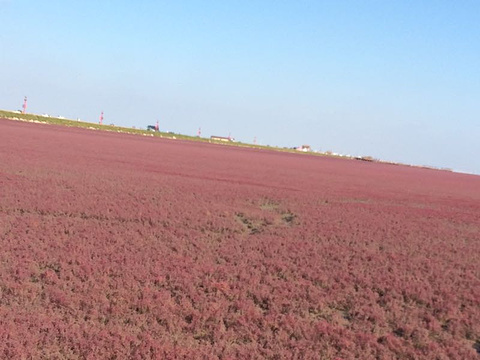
top-left (22, 96), bottom-right (27, 114)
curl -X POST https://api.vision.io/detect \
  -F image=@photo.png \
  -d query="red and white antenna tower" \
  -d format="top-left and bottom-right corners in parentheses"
top-left (197, 127), bottom-right (201, 137)
top-left (22, 96), bottom-right (27, 114)
top-left (99, 111), bottom-right (104, 125)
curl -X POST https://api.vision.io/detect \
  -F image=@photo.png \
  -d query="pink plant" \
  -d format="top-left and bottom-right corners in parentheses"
top-left (0, 118), bottom-right (479, 358)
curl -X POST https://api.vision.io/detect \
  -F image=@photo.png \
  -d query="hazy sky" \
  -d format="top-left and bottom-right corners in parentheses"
top-left (1, 1), bottom-right (479, 174)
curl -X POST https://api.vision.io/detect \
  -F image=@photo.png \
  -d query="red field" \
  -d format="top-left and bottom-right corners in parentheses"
top-left (1, 118), bottom-right (479, 359)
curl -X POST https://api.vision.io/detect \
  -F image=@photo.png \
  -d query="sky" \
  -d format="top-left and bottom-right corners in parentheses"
top-left (1, 1), bottom-right (479, 174)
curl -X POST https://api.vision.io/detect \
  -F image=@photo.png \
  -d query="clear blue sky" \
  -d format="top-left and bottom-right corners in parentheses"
top-left (1, 1), bottom-right (479, 174)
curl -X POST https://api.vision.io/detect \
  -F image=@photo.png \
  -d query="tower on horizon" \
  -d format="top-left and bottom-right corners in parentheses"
top-left (22, 96), bottom-right (27, 114)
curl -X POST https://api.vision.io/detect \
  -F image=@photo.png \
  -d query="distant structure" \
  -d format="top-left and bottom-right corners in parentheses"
top-left (253, 136), bottom-right (257, 145)
top-left (197, 127), bottom-right (201, 137)
top-left (99, 111), bottom-right (104, 125)
top-left (296, 145), bottom-right (311, 152)
top-left (355, 156), bottom-right (375, 162)
top-left (210, 135), bottom-right (235, 142)
top-left (22, 96), bottom-right (27, 114)
top-left (155, 120), bottom-right (159, 131)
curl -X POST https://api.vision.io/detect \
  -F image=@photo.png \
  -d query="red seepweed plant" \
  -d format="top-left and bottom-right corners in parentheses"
top-left (1, 118), bottom-right (479, 359)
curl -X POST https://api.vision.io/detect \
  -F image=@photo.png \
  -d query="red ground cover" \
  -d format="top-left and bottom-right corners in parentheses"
top-left (1, 118), bottom-right (479, 359)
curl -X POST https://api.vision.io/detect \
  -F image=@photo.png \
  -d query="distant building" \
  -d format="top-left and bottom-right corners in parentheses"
top-left (355, 156), bottom-right (374, 162)
top-left (296, 145), bottom-right (311, 152)
top-left (210, 135), bottom-right (234, 142)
